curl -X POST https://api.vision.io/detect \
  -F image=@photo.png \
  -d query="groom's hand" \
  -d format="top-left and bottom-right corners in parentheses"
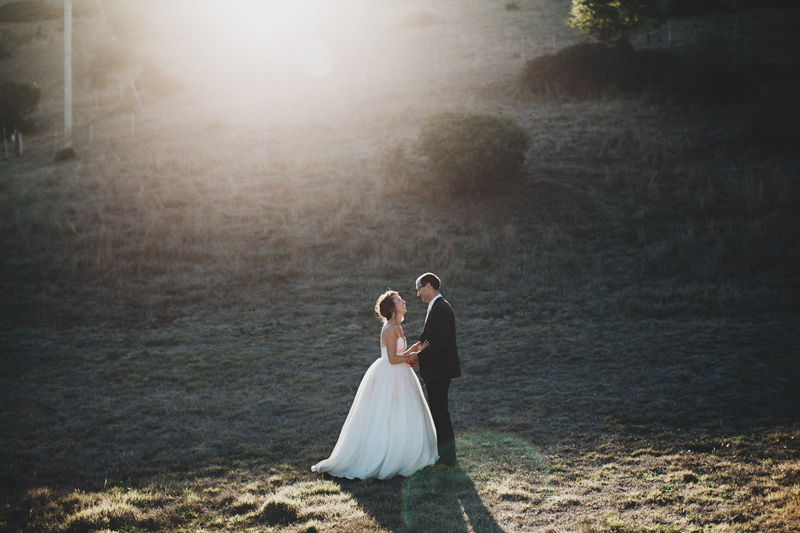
top-left (407, 340), bottom-right (427, 367)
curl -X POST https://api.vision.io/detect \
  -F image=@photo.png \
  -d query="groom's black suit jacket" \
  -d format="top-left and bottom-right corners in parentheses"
top-left (418, 296), bottom-right (461, 383)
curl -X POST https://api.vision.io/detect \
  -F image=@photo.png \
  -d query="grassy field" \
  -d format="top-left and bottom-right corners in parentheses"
top-left (1, 0), bottom-right (799, 531)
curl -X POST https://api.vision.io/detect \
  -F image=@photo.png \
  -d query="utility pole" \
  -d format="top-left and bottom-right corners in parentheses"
top-left (64, 0), bottom-right (73, 147)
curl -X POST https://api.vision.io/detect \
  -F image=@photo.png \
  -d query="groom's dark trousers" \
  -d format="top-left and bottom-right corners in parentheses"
top-left (425, 379), bottom-right (456, 467)
top-left (418, 296), bottom-right (461, 468)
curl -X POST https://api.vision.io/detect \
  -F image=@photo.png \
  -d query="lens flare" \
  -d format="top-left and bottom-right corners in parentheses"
top-left (400, 433), bottom-right (551, 530)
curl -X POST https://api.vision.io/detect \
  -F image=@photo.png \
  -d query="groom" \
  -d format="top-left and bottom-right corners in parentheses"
top-left (407, 272), bottom-right (461, 470)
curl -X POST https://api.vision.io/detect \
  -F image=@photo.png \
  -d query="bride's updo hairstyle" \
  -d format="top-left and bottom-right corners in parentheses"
top-left (375, 290), bottom-right (399, 323)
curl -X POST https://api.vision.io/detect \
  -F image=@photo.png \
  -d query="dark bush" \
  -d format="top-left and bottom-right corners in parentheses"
top-left (414, 111), bottom-right (531, 195)
top-left (0, 81), bottom-right (41, 133)
top-left (522, 42), bottom-right (756, 108)
top-left (522, 42), bottom-right (647, 98)
top-left (0, 1), bottom-right (59, 23)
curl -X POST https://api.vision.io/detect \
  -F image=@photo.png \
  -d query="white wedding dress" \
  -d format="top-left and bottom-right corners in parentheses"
top-left (311, 335), bottom-right (438, 479)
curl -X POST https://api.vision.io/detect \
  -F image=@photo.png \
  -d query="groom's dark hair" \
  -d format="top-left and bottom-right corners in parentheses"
top-left (417, 272), bottom-right (441, 291)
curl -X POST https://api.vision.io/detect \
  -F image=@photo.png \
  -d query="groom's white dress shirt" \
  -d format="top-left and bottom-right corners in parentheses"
top-left (425, 294), bottom-right (442, 324)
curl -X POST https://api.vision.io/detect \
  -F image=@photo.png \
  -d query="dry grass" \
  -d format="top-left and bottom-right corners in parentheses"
top-left (1, 0), bottom-right (799, 531)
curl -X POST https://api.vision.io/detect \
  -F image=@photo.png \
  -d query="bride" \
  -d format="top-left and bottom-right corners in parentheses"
top-left (311, 290), bottom-right (438, 479)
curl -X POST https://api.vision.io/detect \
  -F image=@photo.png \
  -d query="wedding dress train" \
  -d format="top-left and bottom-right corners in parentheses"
top-left (311, 335), bottom-right (438, 479)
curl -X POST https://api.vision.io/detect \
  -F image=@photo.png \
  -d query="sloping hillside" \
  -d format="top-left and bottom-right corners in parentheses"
top-left (1, 1), bottom-right (799, 532)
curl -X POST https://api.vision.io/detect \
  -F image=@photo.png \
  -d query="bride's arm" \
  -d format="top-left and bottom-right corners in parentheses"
top-left (404, 340), bottom-right (428, 368)
top-left (404, 340), bottom-right (428, 356)
top-left (383, 326), bottom-right (409, 365)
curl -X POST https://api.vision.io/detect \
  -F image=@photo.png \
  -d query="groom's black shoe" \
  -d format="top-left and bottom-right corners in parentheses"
top-left (434, 462), bottom-right (454, 471)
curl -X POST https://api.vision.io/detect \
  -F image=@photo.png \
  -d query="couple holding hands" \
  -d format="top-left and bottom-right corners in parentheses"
top-left (312, 272), bottom-right (461, 479)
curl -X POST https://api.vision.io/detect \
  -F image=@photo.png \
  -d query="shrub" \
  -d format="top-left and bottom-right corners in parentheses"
top-left (0, 81), bottom-right (41, 133)
top-left (523, 42), bottom-right (647, 98)
top-left (522, 42), bottom-right (756, 107)
top-left (567, 0), bottom-right (664, 44)
top-left (414, 112), bottom-right (531, 195)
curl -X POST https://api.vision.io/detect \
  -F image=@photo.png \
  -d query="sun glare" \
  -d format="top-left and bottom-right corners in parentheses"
top-left (149, 0), bottom-right (399, 110)
top-left (210, 0), bottom-right (317, 46)
top-left (300, 38), bottom-right (334, 78)
top-left (165, 1), bottom-right (344, 80)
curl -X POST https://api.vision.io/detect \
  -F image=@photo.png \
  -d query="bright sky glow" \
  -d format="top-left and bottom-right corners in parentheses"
top-left (141, 0), bottom-right (405, 112)
top-left (199, 0), bottom-right (318, 47)
top-left (156, 0), bottom-right (375, 81)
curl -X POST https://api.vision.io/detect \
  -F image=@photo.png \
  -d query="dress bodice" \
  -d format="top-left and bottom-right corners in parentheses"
top-left (381, 335), bottom-right (407, 360)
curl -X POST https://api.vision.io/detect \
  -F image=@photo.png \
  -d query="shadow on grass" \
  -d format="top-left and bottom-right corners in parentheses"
top-left (339, 433), bottom-right (549, 532)
top-left (401, 465), bottom-right (504, 533)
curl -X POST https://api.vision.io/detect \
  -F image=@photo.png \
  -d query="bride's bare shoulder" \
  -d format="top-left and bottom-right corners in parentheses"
top-left (380, 322), bottom-right (398, 344)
